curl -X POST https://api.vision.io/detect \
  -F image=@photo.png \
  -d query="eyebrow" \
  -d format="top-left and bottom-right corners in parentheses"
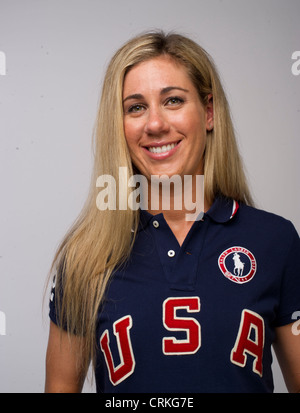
top-left (122, 86), bottom-right (189, 104)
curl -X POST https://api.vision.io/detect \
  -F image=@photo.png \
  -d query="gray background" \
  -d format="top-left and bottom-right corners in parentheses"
top-left (0, 0), bottom-right (299, 392)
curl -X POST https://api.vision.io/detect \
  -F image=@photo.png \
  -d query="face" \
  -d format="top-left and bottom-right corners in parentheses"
top-left (122, 55), bottom-right (213, 181)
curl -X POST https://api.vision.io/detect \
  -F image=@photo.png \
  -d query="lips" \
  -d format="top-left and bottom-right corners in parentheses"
top-left (143, 140), bottom-right (181, 158)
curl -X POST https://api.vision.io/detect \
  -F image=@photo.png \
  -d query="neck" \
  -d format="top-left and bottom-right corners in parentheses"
top-left (145, 174), bottom-right (208, 245)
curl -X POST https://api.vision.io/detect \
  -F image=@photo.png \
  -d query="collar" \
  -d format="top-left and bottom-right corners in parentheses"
top-left (205, 196), bottom-right (239, 223)
top-left (137, 209), bottom-right (161, 232)
top-left (137, 196), bottom-right (239, 231)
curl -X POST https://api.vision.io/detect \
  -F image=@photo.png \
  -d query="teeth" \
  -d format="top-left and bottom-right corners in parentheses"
top-left (148, 143), bottom-right (177, 154)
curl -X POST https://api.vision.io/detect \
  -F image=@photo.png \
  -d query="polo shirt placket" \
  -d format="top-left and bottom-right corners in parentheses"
top-left (146, 212), bottom-right (209, 292)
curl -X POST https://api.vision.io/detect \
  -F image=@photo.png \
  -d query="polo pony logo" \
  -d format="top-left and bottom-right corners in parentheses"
top-left (232, 252), bottom-right (244, 276)
top-left (218, 246), bottom-right (257, 284)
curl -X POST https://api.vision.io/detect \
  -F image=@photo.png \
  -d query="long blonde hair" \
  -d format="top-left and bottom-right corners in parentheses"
top-left (49, 30), bottom-right (253, 371)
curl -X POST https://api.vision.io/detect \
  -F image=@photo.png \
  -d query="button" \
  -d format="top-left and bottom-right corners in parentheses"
top-left (153, 220), bottom-right (159, 228)
top-left (167, 250), bottom-right (175, 258)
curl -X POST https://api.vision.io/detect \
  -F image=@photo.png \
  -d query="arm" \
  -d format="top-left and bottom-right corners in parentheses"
top-left (273, 322), bottom-right (300, 393)
top-left (45, 321), bottom-right (88, 393)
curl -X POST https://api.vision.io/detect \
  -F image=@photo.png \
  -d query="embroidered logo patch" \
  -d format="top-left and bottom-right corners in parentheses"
top-left (218, 246), bottom-right (257, 284)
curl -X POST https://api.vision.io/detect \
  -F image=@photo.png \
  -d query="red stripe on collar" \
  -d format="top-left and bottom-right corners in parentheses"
top-left (230, 200), bottom-right (239, 219)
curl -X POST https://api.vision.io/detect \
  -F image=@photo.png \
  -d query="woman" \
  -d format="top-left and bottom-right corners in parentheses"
top-left (45, 31), bottom-right (300, 393)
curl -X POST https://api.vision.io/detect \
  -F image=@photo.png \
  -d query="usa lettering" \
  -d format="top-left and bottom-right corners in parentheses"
top-left (163, 297), bottom-right (201, 354)
top-left (100, 297), bottom-right (265, 385)
top-left (100, 315), bottom-right (135, 386)
top-left (231, 309), bottom-right (264, 377)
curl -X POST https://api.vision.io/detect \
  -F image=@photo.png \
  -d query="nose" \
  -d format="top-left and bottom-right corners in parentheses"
top-left (144, 107), bottom-right (170, 136)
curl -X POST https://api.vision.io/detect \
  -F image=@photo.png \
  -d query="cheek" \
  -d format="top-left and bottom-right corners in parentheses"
top-left (124, 120), bottom-right (141, 149)
top-left (171, 105), bottom-right (206, 136)
top-left (190, 108), bottom-right (207, 138)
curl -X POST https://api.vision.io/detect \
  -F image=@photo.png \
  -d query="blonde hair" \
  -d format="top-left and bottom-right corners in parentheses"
top-left (49, 30), bottom-right (253, 371)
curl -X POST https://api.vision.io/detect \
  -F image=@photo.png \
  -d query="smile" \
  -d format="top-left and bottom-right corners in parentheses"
top-left (147, 142), bottom-right (179, 154)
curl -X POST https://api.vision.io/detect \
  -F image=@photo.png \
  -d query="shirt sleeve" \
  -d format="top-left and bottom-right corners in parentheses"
top-left (275, 222), bottom-right (300, 327)
top-left (48, 260), bottom-right (65, 328)
top-left (49, 271), bottom-right (59, 325)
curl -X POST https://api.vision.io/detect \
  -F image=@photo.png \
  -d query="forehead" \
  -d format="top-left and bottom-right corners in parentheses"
top-left (123, 56), bottom-right (193, 95)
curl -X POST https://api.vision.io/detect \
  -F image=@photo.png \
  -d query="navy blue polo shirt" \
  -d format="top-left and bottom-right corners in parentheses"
top-left (49, 197), bottom-right (300, 393)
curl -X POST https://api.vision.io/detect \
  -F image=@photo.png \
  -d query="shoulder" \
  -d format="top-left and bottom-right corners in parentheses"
top-left (237, 203), bottom-right (299, 246)
top-left (239, 203), bottom-right (295, 227)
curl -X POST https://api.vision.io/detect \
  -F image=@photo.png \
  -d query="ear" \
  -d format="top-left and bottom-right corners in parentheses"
top-left (205, 94), bottom-right (214, 131)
